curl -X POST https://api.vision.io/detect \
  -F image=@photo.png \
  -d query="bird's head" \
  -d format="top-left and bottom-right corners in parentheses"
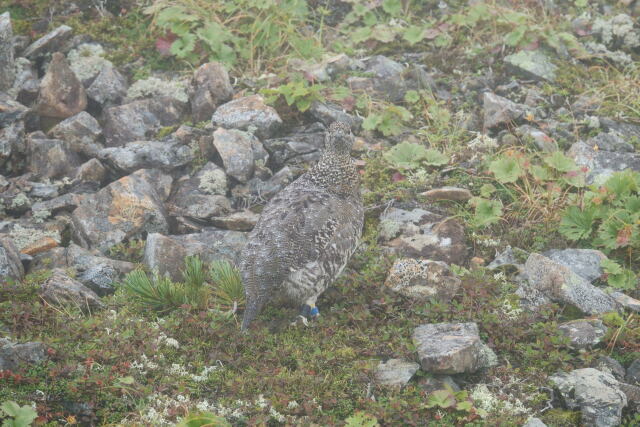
top-left (324, 121), bottom-right (354, 155)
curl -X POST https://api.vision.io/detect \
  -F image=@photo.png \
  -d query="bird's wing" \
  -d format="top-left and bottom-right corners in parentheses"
top-left (241, 184), bottom-right (362, 283)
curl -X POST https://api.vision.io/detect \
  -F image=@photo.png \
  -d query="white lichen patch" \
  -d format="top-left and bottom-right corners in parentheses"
top-left (593, 14), bottom-right (640, 50)
top-left (9, 224), bottom-right (60, 251)
top-left (198, 168), bottom-right (228, 195)
top-left (32, 209), bottom-right (51, 224)
top-left (67, 43), bottom-right (111, 82)
top-left (11, 192), bottom-right (30, 208)
top-left (471, 383), bottom-right (529, 416)
top-left (127, 76), bottom-right (189, 103)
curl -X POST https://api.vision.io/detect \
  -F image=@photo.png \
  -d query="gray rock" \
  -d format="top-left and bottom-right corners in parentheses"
top-left (211, 94), bottom-right (282, 139)
top-left (592, 356), bottom-right (626, 382)
top-left (308, 101), bottom-right (362, 132)
top-left (522, 417), bottom-right (547, 427)
top-left (11, 57), bottom-right (39, 106)
top-left (232, 165), bottom-right (296, 204)
top-left (98, 140), bottom-right (193, 174)
top-left (29, 243), bottom-right (134, 296)
top-left (504, 50), bottom-right (557, 82)
top-left (418, 375), bottom-right (460, 394)
top-left (0, 237), bottom-right (24, 283)
top-left (210, 210), bottom-right (259, 232)
top-left (103, 97), bottom-right (185, 146)
top-left (36, 52), bottom-right (87, 119)
top-left (619, 382), bottom-right (640, 414)
top-left (345, 55), bottom-right (429, 103)
top-left (125, 76), bottom-right (188, 105)
top-left (28, 182), bottom-right (59, 200)
top-left (385, 258), bottom-right (461, 302)
top-left (0, 119), bottom-right (25, 174)
top-left (190, 61), bottom-right (234, 122)
top-left (31, 193), bottom-right (84, 215)
top-left (483, 92), bottom-right (526, 129)
top-left (542, 249), bottom-right (607, 283)
top-left (143, 229), bottom-right (247, 281)
top-left (71, 170), bottom-right (171, 253)
top-left (169, 172), bottom-right (232, 221)
top-left (23, 25), bottom-right (73, 59)
top-left (48, 111), bottom-right (103, 157)
top-left (379, 207), bottom-right (467, 265)
top-left (412, 322), bottom-right (497, 374)
top-left (74, 158), bottom-right (107, 188)
top-left (568, 141), bottom-right (640, 184)
top-left (212, 128), bottom-right (261, 183)
top-left (86, 62), bottom-right (127, 109)
top-left (374, 359), bottom-right (420, 388)
top-left (586, 131), bottom-right (634, 153)
top-left (0, 338), bottom-right (47, 371)
top-left (550, 368), bottom-right (627, 427)
top-left (193, 162), bottom-right (228, 196)
top-left (0, 12), bottom-right (15, 91)
top-left (487, 246), bottom-right (527, 270)
top-left (27, 137), bottom-right (80, 179)
top-left (608, 289), bottom-right (640, 313)
top-left (0, 92), bottom-right (28, 127)
top-left (421, 187), bottom-right (472, 202)
top-left (517, 125), bottom-right (558, 152)
top-left (627, 359), bottom-right (640, 386)
top-left (558, 319), bottom-right (607, 349)
top-left (40, 268), bottom-right (104, 312)
top-left (521, 253), bottom-right (618, 315)
top-left (600, 118), bottom-right (640, 141)
top-left (67, 43), bottom-right (110, 86)
top-left (263, 122), bottom-right (326, 167)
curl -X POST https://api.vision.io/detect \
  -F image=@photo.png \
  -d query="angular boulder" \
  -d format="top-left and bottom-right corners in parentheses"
top-left (0, 237), bottom-right (24, 284)
top-left (98, 140), bottom-right (193, 174)
top-left (385, 258), bottom-right (461, 302)
top-left (190, 61), bottom-right (234, 122)
top-left (36, 52), bottom-right (87, 119)
top-left (211, 94), bottom-right (282, 139)
top-left (0, 12), bottom-right (15, 91)
top-left (0, 338), bottom-right (47, 371)
top-left (48, 111), bottom-right (103, 158)
top-left (40, 268), bottom-right (104, 312)
top-left (374, 359), bottom-right (420, 388)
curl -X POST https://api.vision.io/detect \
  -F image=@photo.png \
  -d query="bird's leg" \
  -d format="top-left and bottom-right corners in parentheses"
top-left (300, 296), bottom-right (320, 319)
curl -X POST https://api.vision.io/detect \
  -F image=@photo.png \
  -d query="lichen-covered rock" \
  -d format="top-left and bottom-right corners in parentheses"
top-left (0, 92), bottom-right (28, 127)
top-left (591, 356), bottom-right (626, 382)
top-left (263, 122), bottom-right (326, 167)
top-left (232, 165), bottom-right (296, 204)
top-left (627, 359), bottom-right (640, 386)
top-left (620, 382), bottom-right (640, 414)
top-left (143, 229), bottom-right (247, 281)
top-left (213, 127), bottom-right (263, 183)
top-left (0, 12), bottom-right (15, 91)
top-left (608, 289), bottom-right (640, 313)
top-left (421, 187), bottom-right (472, 202)
top-left (126, 76), bottom-right (189, 105)
top-left (71, 171), bottom-right (171, 253)
top-left (168, 172), bottom-right (232, 221)
top-left (210, 210), bottom-right (259, 232)
top-left (504, 50), bottom-right (557, 82)
top-left (11, 57), bottom-right (40, 106)
top-left (592, 14), bottom-right (640, 51)
top-left (86, 62), bottom-right (127, 109)
top-left (309, 101), bottom-right (362, 132)
top-left (0, 338), bottom-right (47, 371)
top-left (568, 140), bottom-right (640, 184)
top-left (374, 359), bottom-right (420, 388)
top-left (48, 111), bottom-right (103, 158)
top-left (190, 61), bottom-right (234, 122)
top-left (385, 258), bottom-right (461, 302)
top-left (23, 25), bottom-right (73, 59)
top-left (558, 319), bottom-right (608, 350)
top-left (195, 162), bottom-right (228, 196)
top-left (40, 268), bottom-right (104, 312)
top-left (520, 253), bottom-right (618, 315)
top-left (0, 119), bottom-right (25, 175)
top-left (97, 140), bottom-right (193, 174)
top-left (211, 94), bottom-right (282, 139)
top-left (74, 158), bottom-right (106, 188)
top-left (378, 207), bottom-right (467, 265)
top-left (542, 248), bottom-right (607, 283)
top-left (31, 193), bottom-right (84, 217)
top-left (27, 136), bottom-right (81, 179)
top-left (0, 237), bottom-right (24, 283)
top-left (516, 125), bottom-right (558, 152)
top-left (102, 97), bottom-right (185, 146)
top-left (483, 92), bottom-right (526, 129)
top-left (412, 322), bottom-right (498, 374)
top-left (522, 418), bottom-right (547, 427)
top-left (67, 43), bottom-right (111, 86)
top-left (36, 52), bottom-right (87, 119)
top-left (586, 131), bottom-right (634, 153)
top-left (550, 368), bottom-right (627, 427)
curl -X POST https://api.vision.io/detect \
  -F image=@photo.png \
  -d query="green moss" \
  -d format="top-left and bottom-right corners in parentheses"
top-left (541, 409), bottom-right (582, 426)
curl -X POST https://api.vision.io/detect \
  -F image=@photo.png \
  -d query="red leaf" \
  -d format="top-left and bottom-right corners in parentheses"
top-left (392, 172), bottom-right (405, 182)
top-left (156, 32), bottom-right (177, 56)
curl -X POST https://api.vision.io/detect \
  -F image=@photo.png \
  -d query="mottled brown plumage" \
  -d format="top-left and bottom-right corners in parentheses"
top-left (240, 122), bottom-right (363, 330)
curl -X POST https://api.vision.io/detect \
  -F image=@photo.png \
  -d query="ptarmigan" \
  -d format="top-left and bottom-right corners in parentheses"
top-left (240, 121), bottom-right (364, 330)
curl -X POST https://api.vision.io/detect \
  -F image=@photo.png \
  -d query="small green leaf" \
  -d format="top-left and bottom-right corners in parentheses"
top-left (559, 205), bottom-right (597, 241)
top-left (544, 151), bottom-right (577, 172)
top-left (382, 0), bottom-right (402, 16)
top-left (480, 183), bottom-right (496, 197)
top-left (530, 164), bottom-right (550, 181)
top-left (504, 26), bottom-right (527, 46)
top-left (403, 26), bottom-right (426, 45)
top-left (608, 268), bottom-right (636, 291)
top-left (601, 258), bottom-right (622, 275)
top-left (362, 114), bottom-right (382, 132)
top-left (489, 157), bottom-right (523, 183)
top-left (470, 197), bottom-right (503, 227)
top-left (404, 90), bottom-right (420, 104)
top-left (456, 400), bottom-right (473, 412)
top-left (383, 141), bottom-right (428, 170)
top-left (426, 390), bottom-right (456, 409)
top-left (423, 149), bottom-right (448, 166)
